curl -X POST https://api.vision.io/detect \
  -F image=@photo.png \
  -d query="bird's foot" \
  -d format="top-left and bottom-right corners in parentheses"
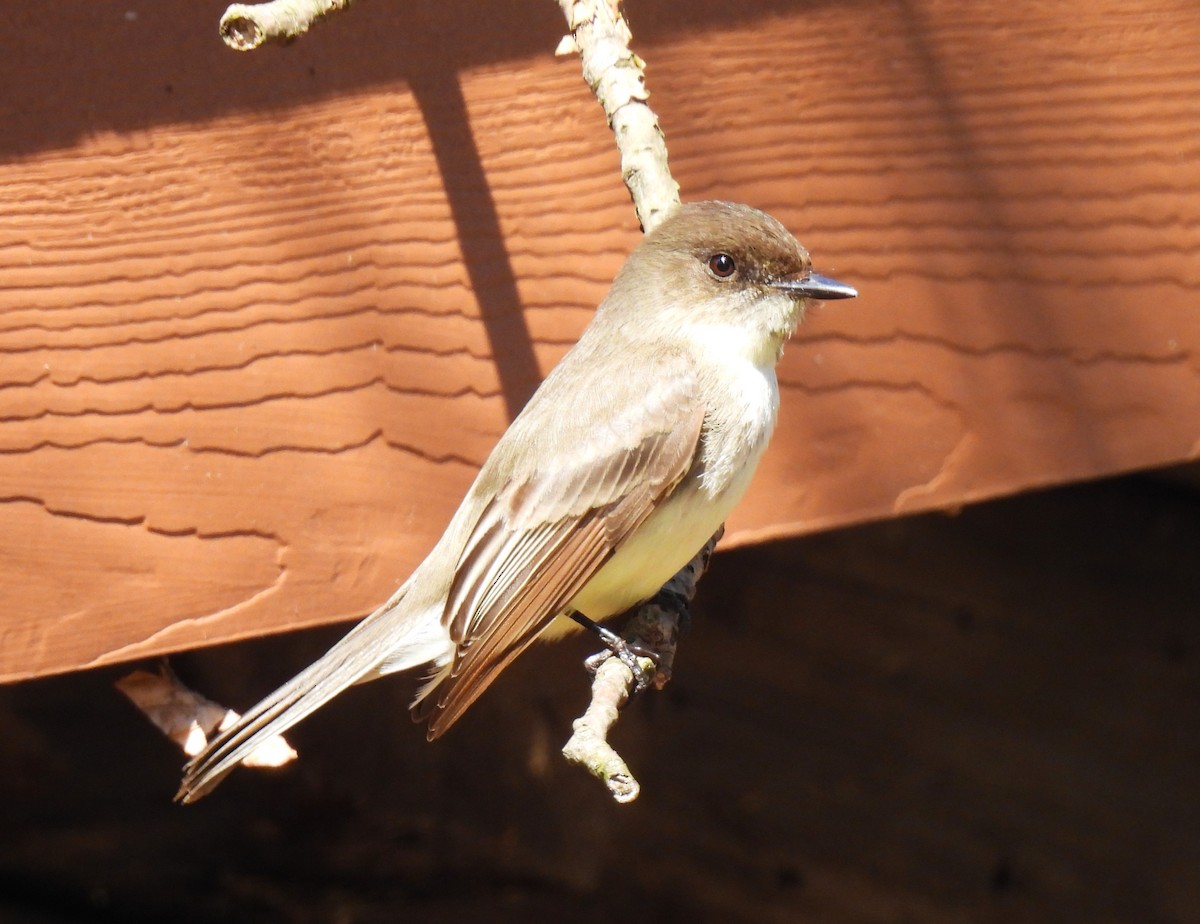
top-left (571, 612), bottom-right (659, 695)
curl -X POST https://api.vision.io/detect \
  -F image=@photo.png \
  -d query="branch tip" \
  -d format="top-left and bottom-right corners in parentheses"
top-left (561, 528), bottom-right (723, 802)
top-left (218, 0), bottom-right (353, 51)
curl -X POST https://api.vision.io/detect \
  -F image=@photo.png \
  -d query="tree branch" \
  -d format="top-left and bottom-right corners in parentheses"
top-left (219, 0), bottom-right (352, 51)
top-left (555, 0), bottom-right (680, 232)
top-left (562, 529), bottom-right (723, 801)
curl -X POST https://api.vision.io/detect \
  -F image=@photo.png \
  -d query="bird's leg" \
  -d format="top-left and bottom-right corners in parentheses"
top-left (570, 611), bottom-right (659, 694)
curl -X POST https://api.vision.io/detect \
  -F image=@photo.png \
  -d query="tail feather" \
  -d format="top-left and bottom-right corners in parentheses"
top-left (176, 587), bottom-right (443, 803)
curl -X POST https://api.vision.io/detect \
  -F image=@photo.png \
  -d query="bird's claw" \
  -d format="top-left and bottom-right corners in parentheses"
top-left (583, 638), bottom-right (659, 694)
top-left (571, 611), bottom-right (660, 694)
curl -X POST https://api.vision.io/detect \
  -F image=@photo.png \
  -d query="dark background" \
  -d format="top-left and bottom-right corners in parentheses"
top-left (2, 469), bottom-right (1197, 923)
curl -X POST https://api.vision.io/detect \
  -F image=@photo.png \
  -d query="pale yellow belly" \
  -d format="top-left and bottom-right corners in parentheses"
top-left (546, 344), bottom-right (779, 642)
top-left (540, 454), bottom-right (761, 641)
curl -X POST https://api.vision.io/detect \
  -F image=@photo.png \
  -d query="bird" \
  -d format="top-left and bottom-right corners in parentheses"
top-left (176, 200), bottom-right (856, 802)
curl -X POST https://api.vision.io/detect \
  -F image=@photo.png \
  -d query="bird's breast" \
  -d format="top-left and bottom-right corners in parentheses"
top-left (564, 355), bottom-right (778, 625)
top-left (695, 351), bottom-right (780, 498)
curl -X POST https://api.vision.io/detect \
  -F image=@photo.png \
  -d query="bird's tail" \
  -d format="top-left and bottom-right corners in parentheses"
top-left (176, 585), bottom-right (445, 803)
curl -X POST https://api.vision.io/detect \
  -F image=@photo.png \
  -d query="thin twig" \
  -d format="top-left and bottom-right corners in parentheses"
top-left (117, 661), bottom-right (297, 768)
top-left (219, 0), bottom-right (352, 51)
top-left (555, 0), bottom-right (680, 232)
top-left (562, 528), bottom-right (723, 801)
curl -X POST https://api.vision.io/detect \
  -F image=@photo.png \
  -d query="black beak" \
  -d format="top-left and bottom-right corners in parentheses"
top-left (770, 271), bottom-right (857, 300)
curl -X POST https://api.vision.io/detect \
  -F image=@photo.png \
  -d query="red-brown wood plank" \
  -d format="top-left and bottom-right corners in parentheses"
top-left (0, 0), bottom-right (1196, 679)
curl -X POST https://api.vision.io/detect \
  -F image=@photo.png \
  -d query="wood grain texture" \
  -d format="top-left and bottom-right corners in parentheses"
top-left (1, 0), bottom-right (1197, 679)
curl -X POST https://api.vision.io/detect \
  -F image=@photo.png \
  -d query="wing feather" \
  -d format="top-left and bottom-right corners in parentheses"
top-left (415, 364), bottom-right (706, 738)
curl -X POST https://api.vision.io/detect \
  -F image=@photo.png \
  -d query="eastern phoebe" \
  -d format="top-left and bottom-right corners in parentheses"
top-left (177, 200), bottom-right (856, 802)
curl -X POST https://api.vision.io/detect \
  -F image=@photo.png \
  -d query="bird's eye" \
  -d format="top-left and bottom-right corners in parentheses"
top-left (707, 253), bottom-right (737, 279)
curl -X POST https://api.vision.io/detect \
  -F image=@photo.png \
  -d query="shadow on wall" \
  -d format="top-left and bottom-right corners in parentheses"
top-left (0, 0), bottom-right (824, 162)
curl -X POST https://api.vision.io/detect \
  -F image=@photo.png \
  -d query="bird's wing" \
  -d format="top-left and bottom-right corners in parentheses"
top-left (414, 363), bottom-right (706, 738)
